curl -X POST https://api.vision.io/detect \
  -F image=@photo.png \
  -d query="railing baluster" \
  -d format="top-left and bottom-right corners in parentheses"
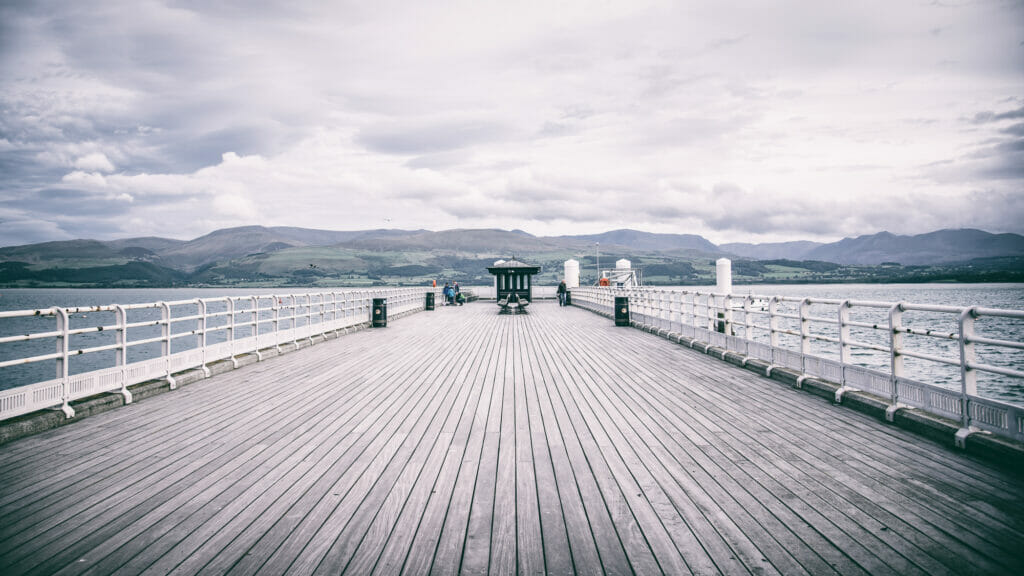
top-left (115, 304), bottom-right (132, 404)
top-left (956, 307), bottom-right (979, 447)
top-left (55, 307), bottom-right (74, 418)
top-left (886, 303), bottom-right (905, 419)
top-left (160, 302), bottom-right (175, 389)
top-left (251, 296), bottom-right (263, 361)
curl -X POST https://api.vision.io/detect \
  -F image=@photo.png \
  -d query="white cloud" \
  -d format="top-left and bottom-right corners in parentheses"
top-left (73, 153), bottom-right (115, 172)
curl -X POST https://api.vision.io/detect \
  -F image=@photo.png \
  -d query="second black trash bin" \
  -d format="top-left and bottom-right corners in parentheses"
top-left (614, 296), bottom-right (629, 326)
top-left (372, 298), bottom-right (387, 327)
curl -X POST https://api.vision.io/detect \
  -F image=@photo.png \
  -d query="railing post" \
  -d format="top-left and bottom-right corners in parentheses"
top-left (251, 296), bottom-right (263, 361)
top-left (769, 296), bottom-right (780, 349)
top-left (227, 298), bottom-right (239, 368)
top-left (271, 295), bottom-right (282, 353)
top-left (886, 303), bottom-right (905, 420)
top-left (838, 301), bottom-right (852, 366)
top-left (743, 295), bottom-right (754, 341)
top-left (290, 295), bottom-right (299, 349)
top-left (670, 291), bottom-right (679, 334)
top-left (708, 293), bottom-right (716, 331)
top-left (330, 292), bottom-right (339, 332)
top-left (306, 294), bottom-right (314, 344)
top-left (662, 291), bottom-right (671, 332)
top-left (114, 304), bottom-right (132, 404)
top-left (196, 299), bottom-right (210, 377)
top-left (318, 293), bottom-right (327, 335)
top-left (835, 300), bottom-right (857, 403)
top-left (799, 298), bottom-right (812, 356)
top-left (55, 307), bottom-right (75, 418)
top-left (722, 294), bottom-right (733, 335)
top-left (160, 302), bottom-right (176, 389)
top-left (956, 307), bottom-right (979, 448)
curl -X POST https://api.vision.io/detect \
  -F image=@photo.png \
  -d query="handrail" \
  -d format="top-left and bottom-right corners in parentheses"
top-left (571, 286), bottom-right (1024, 446)
top-left (0, 287), bottom-right (429, 422)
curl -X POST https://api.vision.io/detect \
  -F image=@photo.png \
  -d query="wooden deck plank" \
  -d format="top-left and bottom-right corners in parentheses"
top-left (537, 326), bottom-right (664, 575)
top-left (598, 328), bottom-right (949, 574)
top-left (598, 315), bottom-right (1019, 569)
top-left (524, 322), bottom-right (637, 575)
top-left (604, 361), bottom-right (904, 575)
top-left (425, 315), bottom-right (507, 576)
top-left (0, 344), bottom-right (379, 527)
top-left (518, 315), bottom-right (574, 576)
top-left (487, 316), bottom-right (518, 576)
top-left (457, 316), bottom-right (509, 576)
top-left (312, 315), bottom-right (493, 574)
top-left (0, 301), bottom-right (1021, 576)
top-left (114, 330), bottom-right (446, 569)
top-left (656, 367), bottom-right (1001, 575)
top-left (227, 334), bottom-right (466, 575)
top-left (512, 319), bottom-right (545, 576)
top-left (551, 320), bottom-right (790, 576)
top-left (616, 333), bottom-right (1023, 573)
top-left (526, 317), bottom-right (630, 576)
top-left (142, 346), bottom-right (438, 575)
top-left (372, 314), bottom-right (501, 575)
top-left (83, 333), bottom-right (445, 575)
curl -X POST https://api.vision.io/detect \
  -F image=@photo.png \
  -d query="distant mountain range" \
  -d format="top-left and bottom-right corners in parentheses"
top-left (3, 226), bottom-right (1023, 268)
top-left (1, 226), bottom-right (1021, 287)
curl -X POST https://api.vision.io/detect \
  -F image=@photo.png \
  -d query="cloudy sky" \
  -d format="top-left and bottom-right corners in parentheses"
top-left (1, 0), bottom-right (1022, 247)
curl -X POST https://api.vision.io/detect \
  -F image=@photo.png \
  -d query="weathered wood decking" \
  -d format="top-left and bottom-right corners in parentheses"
top-left (0, 301), bottom-right (1022, 575)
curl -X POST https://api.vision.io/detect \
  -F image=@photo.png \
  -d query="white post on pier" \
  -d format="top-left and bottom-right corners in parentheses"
top-left (564, 259), bottom-right (580, 289)
top-left (716, 258), bottom-right (732, 295)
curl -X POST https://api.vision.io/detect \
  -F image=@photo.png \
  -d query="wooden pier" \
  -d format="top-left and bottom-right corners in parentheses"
top-left (0, 301), bottom-right (1021, 575)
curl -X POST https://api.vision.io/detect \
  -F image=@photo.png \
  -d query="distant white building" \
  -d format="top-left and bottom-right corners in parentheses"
top-left (600, 258), bottom-right (642, 288)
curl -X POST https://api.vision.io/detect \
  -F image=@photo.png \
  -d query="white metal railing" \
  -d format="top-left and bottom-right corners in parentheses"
top-left (572, 286), bottom-right (1024, 445)
top-left (0, 288), bottom-right (429, 422)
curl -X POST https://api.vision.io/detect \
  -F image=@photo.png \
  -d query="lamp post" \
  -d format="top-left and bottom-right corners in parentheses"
top-left (596, 242), bottom-right (600, 286)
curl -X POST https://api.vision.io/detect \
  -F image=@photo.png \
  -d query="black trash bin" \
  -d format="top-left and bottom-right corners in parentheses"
top-left (372, 298), bottom-right (387, 327)
top-left (425, 292), bottom-right (435, 311)
top-left (564, 291), bottom-right (572, 306)
top-left (614, 296), bottom-right (629, 326)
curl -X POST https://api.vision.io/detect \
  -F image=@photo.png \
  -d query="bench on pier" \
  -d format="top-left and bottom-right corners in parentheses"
top-left (497, 293), bottom-right (529, 314)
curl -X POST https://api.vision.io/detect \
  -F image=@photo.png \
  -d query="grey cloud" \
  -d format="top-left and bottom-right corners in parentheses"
top-left (357, 120), bottom-right (512, 155)
top-left (33, 188), bottom-right (135, 217)
top-left (404, 150), bottom-right (474, 170)
top-left (1001, 123), bottom-right (1024, 137)
top-left (0, 217), bottom-right (73, 247)
top-left (536, 122), bottom-right (577, 139)
top-left (637, 114), bottom-right (754, 149)
top-left (970, 106), bottom-right (1024, 124)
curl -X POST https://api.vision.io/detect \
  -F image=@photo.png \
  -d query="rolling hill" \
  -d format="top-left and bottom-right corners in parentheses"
top-left (721, 241), bottom-right (823, 261)
top-left (1, 226), bottom-right (1022, 287)
top-left (555, 229), bottom-right (719, 253)
top-left (805, 229), bottom-right (1024, 265)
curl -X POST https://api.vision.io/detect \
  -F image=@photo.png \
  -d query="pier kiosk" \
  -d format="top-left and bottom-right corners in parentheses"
top-left (487, 258), bottom-right (540, 314)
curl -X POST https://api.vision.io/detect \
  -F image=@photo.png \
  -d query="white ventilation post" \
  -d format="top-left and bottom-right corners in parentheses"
top-left (716, 258), bottom-right (732, 295)
top-left (564, 259), bottom-right (580, 288)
